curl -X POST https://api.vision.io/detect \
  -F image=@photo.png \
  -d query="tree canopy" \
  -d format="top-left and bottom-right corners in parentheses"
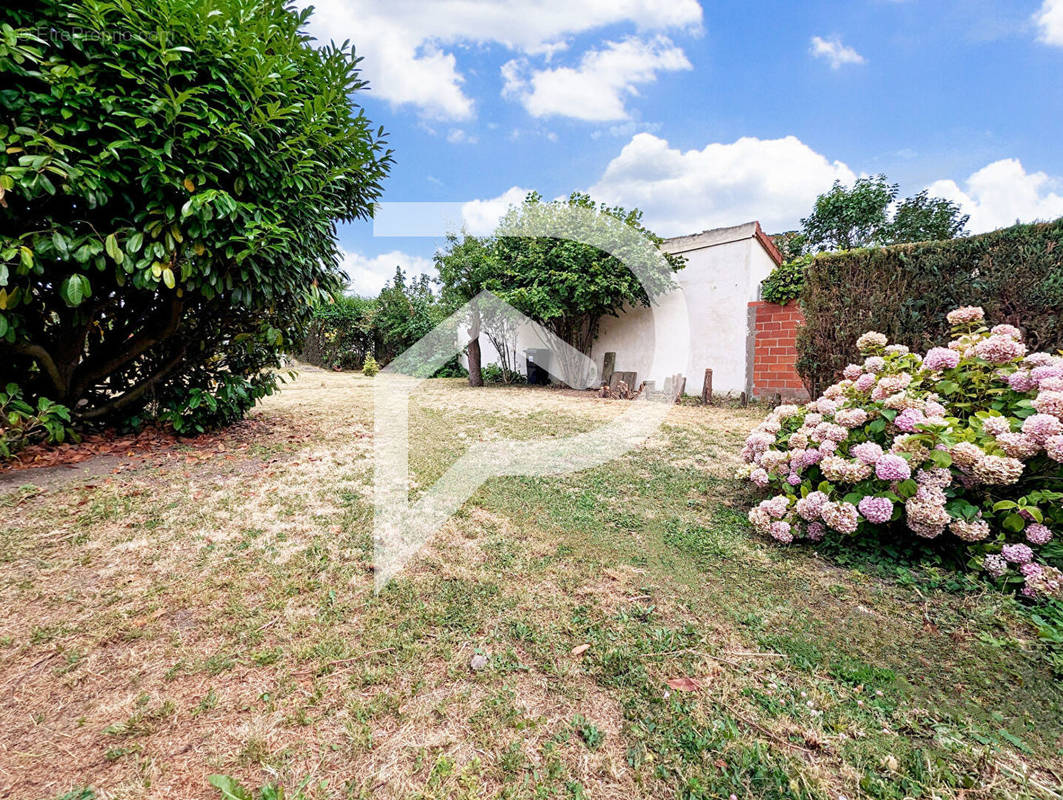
top-left (800, 175), bottom-right (969, 252)
top-left (0, 0), bottom-right (391, 434)
top-left (436, 191), bottom-right (682, 365)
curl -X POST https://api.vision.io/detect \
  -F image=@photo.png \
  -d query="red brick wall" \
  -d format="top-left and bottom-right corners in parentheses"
top-left (749, 301), bottom-right (809, 402)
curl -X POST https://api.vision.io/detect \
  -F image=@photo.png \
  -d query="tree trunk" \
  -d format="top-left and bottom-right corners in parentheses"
top-left (467, 307), bottom-right (483, 387)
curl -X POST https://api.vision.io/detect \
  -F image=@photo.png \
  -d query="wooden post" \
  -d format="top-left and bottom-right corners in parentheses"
top-left (602, 352), bottom-right (616, 388)
top-left (675, 375), bottom-right (686, 403)
top-left (701, 368), bottom-right (713, 404)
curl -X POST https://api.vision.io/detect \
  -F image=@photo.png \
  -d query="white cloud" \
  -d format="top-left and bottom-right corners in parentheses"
top-left (502, 36), bottom-right (692, 121)
top-left (810, 35), bottom-right (866, 69)
top-left (339, 249), bottom-right (435, 296)
top-left (298, 0), bottom-right (702, 119)
top-left (446, 128), bottom-right (479, 144)
top-left (1034, 0), bottom-right (1063, 45)
top-left (461, 186), bottom-right (534, 235)
top-left (588, 133), bottom-right (856, 235)
top-left (924, 159), bottom-right (1063, 233)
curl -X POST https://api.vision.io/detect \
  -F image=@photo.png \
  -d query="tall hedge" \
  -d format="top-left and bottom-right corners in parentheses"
top-left (796, 219), bottom-right (1063, 394)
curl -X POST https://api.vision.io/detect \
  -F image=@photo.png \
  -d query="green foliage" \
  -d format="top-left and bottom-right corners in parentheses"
top-left (891, 189), bottom-right (970, 244)
top-left (209, 774), bottom-right (309, 800)
top-left (361, 353), bottom-right (379, 377)
top-left (770, 231), bottom-right (808, 263)
top-left (374, 267), bottom-right (445, 364)
top-left (0, 381), bottom-right (73, 457)
top-left (49, 789), bottom-right (94, 800)
top-left (299, 294), bottom-right (375, 370)
top-left (796, 218), bottom-right (1063, 393)
top-left (481, 363), bottom-right (526, 384)
top-left (0, 0), bottom-right (391, 430)
top-left (801, 175), bottom-right (967, 252)
top-left (572, 715), bottom-right (605, 750)
top-left (764, 178), bottom-right (967, 305)
top-left (746, 308), bottom-right (1063, 607)
top-left (157, 371), bottom-right (276, 435)
top-left (760, 255), bottom-right (812, 305)
top-left (491, 192), bottom-right (683, 358)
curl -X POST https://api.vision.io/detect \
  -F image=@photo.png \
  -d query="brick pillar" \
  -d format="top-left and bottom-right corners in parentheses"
top-left (749, 300), bottom-right (809, 402)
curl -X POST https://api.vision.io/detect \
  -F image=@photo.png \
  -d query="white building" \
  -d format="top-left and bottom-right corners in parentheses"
top-left (471, 220), bottom-right (783, 398)
top-left (590, 221), bottom-right (782, 397)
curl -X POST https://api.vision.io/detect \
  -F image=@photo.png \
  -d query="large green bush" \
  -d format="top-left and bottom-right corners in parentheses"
top-left (0, 0), bottom-right (391, 431)
top-left (796, 219), bottom-right (1063, 394)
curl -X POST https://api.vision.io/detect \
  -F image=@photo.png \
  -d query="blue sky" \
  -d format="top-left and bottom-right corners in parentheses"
top-left (299, 0), bottom-right (1063, 295)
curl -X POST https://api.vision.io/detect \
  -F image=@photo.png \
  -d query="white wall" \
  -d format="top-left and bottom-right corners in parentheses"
top-left (589, 232), bottom-right (775, 396)
top-left (465, 226), bottom-right (777, 396)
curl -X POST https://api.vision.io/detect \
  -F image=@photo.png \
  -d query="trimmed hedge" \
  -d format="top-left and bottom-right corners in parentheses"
top-left (797, 219), bottom-right (1063, 394)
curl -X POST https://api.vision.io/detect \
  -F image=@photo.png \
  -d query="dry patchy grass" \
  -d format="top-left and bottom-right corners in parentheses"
top-left (0, 369), bottom-right (1060, 800)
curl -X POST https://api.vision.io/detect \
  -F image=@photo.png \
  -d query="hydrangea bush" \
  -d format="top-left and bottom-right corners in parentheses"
top-left (742, 307), bottom-right (1063, 599)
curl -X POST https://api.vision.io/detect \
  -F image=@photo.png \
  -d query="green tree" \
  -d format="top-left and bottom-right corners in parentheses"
top-left (889, 189), bottom-right (969, 243)
top-left (0, 0), bottom-right (391, 429)
top-left (801, 175), bottom-right (968, 252)
top-left (490, 192), bottom-right (683, 384)
top-left (374, 267), bottom-right (442, 364)
top-left (801, 175), bottom-right (899, 251)
top-left (434, 233), bottom-right (500, 386)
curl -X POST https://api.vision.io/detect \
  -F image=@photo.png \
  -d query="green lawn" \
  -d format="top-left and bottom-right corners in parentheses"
top-left (1, 369), bottom-right (1060, 799)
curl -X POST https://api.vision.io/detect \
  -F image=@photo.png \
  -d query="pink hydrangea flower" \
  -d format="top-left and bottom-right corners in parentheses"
top-left (946, 306), bottom-right (984, 325)
top-left (923, 347), bottom-right (960, 372)
top-left (981, 416), bottom-right (1011, 437)
top-left (875, 454), bottom-right (911, 482)
top-left (1022, 413), bottom-right (1063, 442)
top-left (1033, 391), bottom-right (1063, 418)
top-left (975, 335), bottom-right (1026, 365)
top-left (750, 468), bottom-right (769, 487)
top-left (806, 521), bottom-right (826, 541)
top-left (995, 432), bottom-right (1040, 459)
top-left (991, 324), bottom-right (1022, 340)
top-left (835, 407), bottom-right (869, 428)
top-left (858, 496), bottom-right (894, 524)
top-left (822, 501), bottom-right (859, 534)
top-left (916, 467), bottom-right (951, 488)
top-left (761, 495), bottom-right (790, 518)
top-left (1046, 435), bottom-right (1063, 463)
top-left (949, 519), bottom-right (991, 542)
top-left (843, 364), bottom-right (863, 380)
top-left (816, 398), bottom-right (839, 416)
top-left (1007, 370), bottom-right (1034, 392)
top-left (1020, 562), bottom-right (1043, 579)
top-left (854, 373), bottom-right (876, 393)
top-left (984, 554), bottom-right (1007, 577)
top-left (795, 491), bottom-right (828, 521)
top-left (1025, 352), bottom-right (1056, 367)
top-left (850, 442), bottom-right (883, 465)
top-left (894, 408), bottom-right (926, 433)
top-left (769, 521), bottom-right (793, 543)
top-left (925, 400), bottom-right (947, 418)
top-left (1002, 543), bottom-right (1033, 564)
top-left (863, 356), bottom-right (886, 374)
top-left (1031, 364), bottom-right (1063, 385)
top-left (1025, 523), bottom-right (1053, 546)
top-left (856, 332), bottom-right (888, 353)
